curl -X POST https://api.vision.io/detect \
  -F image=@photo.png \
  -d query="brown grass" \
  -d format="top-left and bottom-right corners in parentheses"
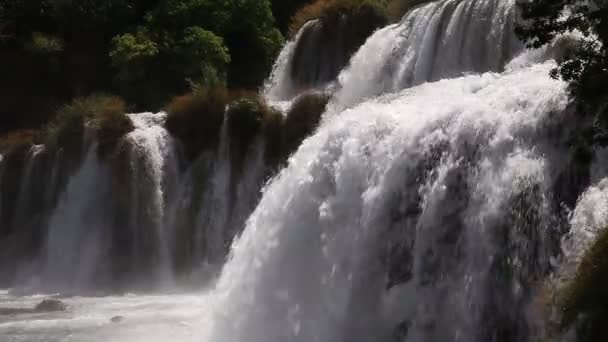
top-left (45, 94), bottom-right (132, 157)
top-left (165, 88), bottom-right (230, 159)
top-left (0, 129), bottom-right (41, 154)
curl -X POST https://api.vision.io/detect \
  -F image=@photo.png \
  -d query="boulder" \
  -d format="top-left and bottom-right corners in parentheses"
top-left (110, 315), bottom-right (124, 323)
top-left (34, 299), bottom-right (67, 312)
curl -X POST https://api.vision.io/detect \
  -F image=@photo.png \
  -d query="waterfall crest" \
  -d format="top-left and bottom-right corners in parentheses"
top-left (332, 0), bottom-right (521, 110)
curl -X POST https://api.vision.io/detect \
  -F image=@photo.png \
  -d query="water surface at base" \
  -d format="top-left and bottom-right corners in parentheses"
top-left (0, 290), bottom-right (210, 342)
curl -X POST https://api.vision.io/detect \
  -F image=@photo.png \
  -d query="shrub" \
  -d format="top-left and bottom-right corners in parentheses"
top-left (226, 96), bottom-right (276, 145)
top-left (289, 0), bottom-right (387, 37)
top-left (0, 129), bottom-right (41, 154)
top-left (558, 228), bottom-right (608, 341)
top-left (165, 88), bottom-right (230, 159)
top-left (287, 0), bottom-right (388, 92)
top-left (45, 94), bottom-right (132, 157)
top-left (283, 92), bottom-right (329, 155)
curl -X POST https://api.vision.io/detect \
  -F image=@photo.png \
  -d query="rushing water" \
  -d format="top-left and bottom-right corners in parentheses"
top-left (1, 0), bottom-right (603, 341)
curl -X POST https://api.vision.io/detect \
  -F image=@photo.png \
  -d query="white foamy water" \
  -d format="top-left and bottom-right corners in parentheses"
top-left (0, 290), bottom-right (211, 342)
top-left (206, 61), bottom-right (570, 342)
top-left (331, 0), bottom-right (521, 111)
top-left (561, 178), bottom-right (608, 276)
top-left (264, 21), bottom-right (317, 103)
top-left (4, 0), bottom-right (603, 341)
top-left (35, 146), bottom-right (112, 293)
top-left (125, 112), bottom-right (179, 286)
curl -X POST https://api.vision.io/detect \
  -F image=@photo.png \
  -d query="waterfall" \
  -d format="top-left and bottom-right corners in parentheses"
top-left (202, 0), bottom-right (585, 341)
top-left (10, 145), bottom-right (45, 234)
top-left (38, 145), bottom-right (112, 292)
top-left (2, 0), bottom-right (607, 341)
top-left (332, 0), bottom-right (521, 110)
top-left (207, 61), bottom-right (571, 342)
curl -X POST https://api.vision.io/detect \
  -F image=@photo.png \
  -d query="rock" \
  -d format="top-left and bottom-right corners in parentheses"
top-left (34, 299), bottom-right (67, 312)
top-left (394, 320), bottom-right (410, 341)
top-left (0, 307), bottom-right (31, 315)
top-left (0, 299), bottom-right (67, 316)
top-left (110, 315), bottom-right (124, 323)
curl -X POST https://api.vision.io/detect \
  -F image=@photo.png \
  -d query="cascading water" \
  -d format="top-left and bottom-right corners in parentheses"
top-left (1, 0), bottom-right (605, 341)
top-left (206, 61), bottom-right (571, 342)
top-left (264, 21), bottom-right (317, 102)
top-left (332, 0), bottom-right (521, 110)
top-left (37, 145), bottom-right (112, 292)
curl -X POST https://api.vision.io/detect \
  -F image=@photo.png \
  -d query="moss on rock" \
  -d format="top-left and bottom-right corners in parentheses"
top-left (287, 0), bottom-right (388, 92)
top-left (45, 94), bottom-right (132, 158)
top-left (165, 88), bottom-right (229, 160)
top-left (558, 227), bottom-right (608, 341)
top-left (283, 92), bottom-right (329, 154)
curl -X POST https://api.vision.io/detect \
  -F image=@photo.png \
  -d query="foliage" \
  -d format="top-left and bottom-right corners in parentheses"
top-left (111, 0), bottom-right (283, 105)
top-left (516, 0), bottom-right (608, 107)
top-left (0, 130), bottom-right (41, 154)
top-left (558, 227), bottom-right (608, 341)
top-left (26, 32), bottom-right (64, 54)
top-left (289, 0), bottom-right (388, 37)
top-left (226, 96), bottom-right (282, 155)
top-left (110, 26), bottom-right (230, 108)
top-left (45, 95), bottom-right (132, 156)
top-left (165, 88), bottom-right (229, 159)
top-left (1, 0), bottom-right (286, 132)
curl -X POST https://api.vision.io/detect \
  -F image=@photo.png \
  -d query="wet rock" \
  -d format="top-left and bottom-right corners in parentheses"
top-left (394, 320), bottom-right (410, 341)
top-left (0, 299), bottom-right (67, 316)
top-left (110, 315), bottom-right (124, 323)
top-left (34, 299), bottom-right (67, 312)
top-left (0, 307), bottom-right (31, 315)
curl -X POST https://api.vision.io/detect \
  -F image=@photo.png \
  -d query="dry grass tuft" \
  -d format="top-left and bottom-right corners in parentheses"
top-left (165, 88), bottom-right (230, 159)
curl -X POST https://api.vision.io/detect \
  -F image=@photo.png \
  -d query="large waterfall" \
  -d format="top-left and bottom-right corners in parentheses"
top-left (0, 0), bottom-right (603, 341)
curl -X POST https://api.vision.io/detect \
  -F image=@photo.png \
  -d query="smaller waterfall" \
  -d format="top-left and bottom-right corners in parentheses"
top-left (124, 112), bottom-right (178, 286)
top-left (332, 0), bottom-right (521, 110)
top-left (38, 145), bottom-right (112, 292)
top-left (265, 4), bottom-right (388, 104)
top-left (10, 145), bottom-right (45, 233)
top-left (264, 21), bottom-right (316, 102)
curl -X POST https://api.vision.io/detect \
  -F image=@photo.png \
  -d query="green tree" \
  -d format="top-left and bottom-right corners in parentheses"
top-left (110, 0), bottom-right (283, 106)
top-left (110, 25), bottom-right (230, 108)
top-left (516, 0), bottom-right (608, 106)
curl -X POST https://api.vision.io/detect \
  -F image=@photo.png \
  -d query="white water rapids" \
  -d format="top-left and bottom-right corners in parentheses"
top-left (2, 0), bottom-right (604, 341)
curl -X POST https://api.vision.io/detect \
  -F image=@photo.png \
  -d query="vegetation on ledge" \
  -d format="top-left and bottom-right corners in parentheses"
top-left (283, 92), bottom-right (330, 155)
top-left (555, 228), bottom-right (608, 341)
top-left (45, 95), bottom-right (133, 157)
top-left (516, 0), bottom-right (608, 141)
top-left (165, 88), bottom-right (229, 160)
top-left (0, 130), bottom-right (41, 155)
